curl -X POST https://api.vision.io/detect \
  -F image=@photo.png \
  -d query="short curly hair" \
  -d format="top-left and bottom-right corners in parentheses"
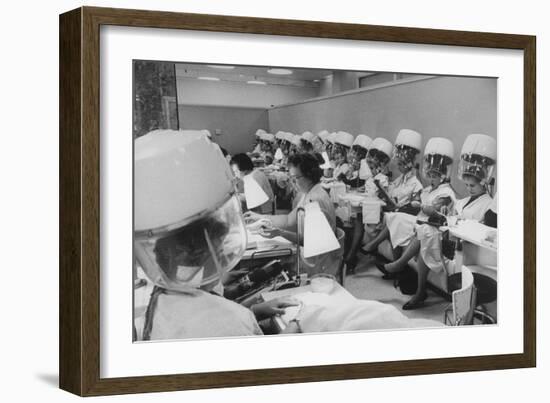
top-left (287, 153), bottom-right (323, 184)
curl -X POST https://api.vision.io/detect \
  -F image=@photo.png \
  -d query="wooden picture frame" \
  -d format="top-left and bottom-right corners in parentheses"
top-left (59, 6), bottom-right (536, 396)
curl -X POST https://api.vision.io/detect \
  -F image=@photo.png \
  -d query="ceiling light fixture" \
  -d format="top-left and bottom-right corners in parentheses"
top-left (207, 65), bottom-right (235, 69)
top-left (267, 68), bottom-right (293, 75)
top-left (247, 80), bottom-right (267, 85)
top-left (197, 76), bottom-right (220, 81)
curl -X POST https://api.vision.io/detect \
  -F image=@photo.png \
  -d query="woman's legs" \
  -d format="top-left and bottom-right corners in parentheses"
top-left (344, 214), bottom-right (366, 272)
top-left (362, 225), bottom-right (389, 253)
top-left (385, 238), bottom-right (420, 273)
top-left (402, 254), bottom-right (430, 310)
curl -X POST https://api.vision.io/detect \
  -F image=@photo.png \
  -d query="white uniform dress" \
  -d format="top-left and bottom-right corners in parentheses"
top-left (417, 192), bottom-right (492, 273)
top-left (454, 193), bottom-right (493, 221)
top-left (386, 183), bottom-right (455, 248)
top-left (387, 170), bottom-right (423, 207)
top-left (147, 290), bottom-right (263, 340)
top-left (364, 172), bottom-right (389, 197)
top-left (332, 162), bottom-right (350, 180)
top-left (362, 171), bottom-right (390, 240)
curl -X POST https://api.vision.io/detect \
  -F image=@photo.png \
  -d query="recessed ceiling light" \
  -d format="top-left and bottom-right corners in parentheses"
top-left (313, 79), bottom-right (320, 82)
top-left (247, 80), bottom-right (267, 85)
top-left (267, 68), bottom-right (293, 75)
top-left (197, 76), bottom-right (220, 81)
top-left (207, 65), bottom-right (235, 69)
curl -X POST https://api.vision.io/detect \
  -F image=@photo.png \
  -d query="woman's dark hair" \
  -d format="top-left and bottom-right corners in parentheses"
top-left (288, 153), bottom-right (323, 184)
top-left (368, 149), bottom-right (389, 166)
top-left (351, 145), bottom-right (367, 160)
top-left (312, 152), bottom-right (325, 165)
top-left (230, 153), bottom-right (254, 172)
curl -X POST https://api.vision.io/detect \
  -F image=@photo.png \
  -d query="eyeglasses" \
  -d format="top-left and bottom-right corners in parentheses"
top-left (289, 174), bottom-right (304, 181)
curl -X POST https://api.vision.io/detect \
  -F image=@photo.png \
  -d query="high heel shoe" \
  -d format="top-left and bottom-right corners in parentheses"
top-left (374, 262), bottom-right (389, 276)
top-left (375, 262), bottom-right (402, 280)
top-left (402, 292), bottom-right (428, 310)
top-left (345, 256), bottom-right (358, 274)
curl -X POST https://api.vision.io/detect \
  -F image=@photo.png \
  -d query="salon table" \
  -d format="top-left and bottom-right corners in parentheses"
top-left (242, 229), bottom-right (296, 261)
top-left (445, 220), bottom-right (497, 280)
top-left (445, 220), bottom-right (498, 322)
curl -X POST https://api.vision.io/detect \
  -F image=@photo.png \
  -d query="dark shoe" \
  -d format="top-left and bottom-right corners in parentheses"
top-left (374, 262), bottom-right (389, 276)
top-left (402, 292), bottom-right (428, 310)
top-left (382, 271), bottom-right (401, 280)
top-left (345, 256), bottom-right (358, 274)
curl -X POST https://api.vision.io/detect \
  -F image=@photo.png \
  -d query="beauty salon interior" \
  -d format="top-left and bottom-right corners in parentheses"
top-left (133, 61), bottom-right (498, 341)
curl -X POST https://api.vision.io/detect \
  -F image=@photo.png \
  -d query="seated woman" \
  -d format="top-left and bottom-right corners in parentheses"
top-left (339, 134), bottom-right (372, 189)
top-left (273, 131), bottom-right (286, 163)
top-left (259, 132), bottom-right (275, 162)
top-left (230, 153), bottom-right (275, 214)
top-left (336, 135), bottom-right (372, 272)
top-left (403, 133), bottom-right (496, 310)
top-left (359, 137), bottom-right (393, 256)
top-left (385, 130), bottom-right (423, 209)
top-left (250, 129), bottom-right (266, 156)
top-left (363, 137), bottom-right (393, 196)
top-left (332, 131), bottom-right (354, 181)
top-left (331, 148), bottom-right (350, 181)
top-left (300, 131), bottom-right (322, 154)
top-left (363, 137), bottom-right (456, 278)
top-left (244, 153), bottom-right (341, 277)
top-left (322, 132), bottom-right (338, 179)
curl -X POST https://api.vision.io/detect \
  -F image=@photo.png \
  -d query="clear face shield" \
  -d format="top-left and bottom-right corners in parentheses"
top-left (367, 149), bottom-right (389, 173)
top-left (350, 146), bottom-right (366, 170)
top-left (333, 144), bottom-right (349, 164)
top-left (134, 195), bottom-right (246, 294)
top-left (300, 139), bottom-right (314, 152)
top-left (392, 145), bottom-right (418, 171)
top-left (458, 154), bottom-right (495, 184)
top-left (422, 154), bottom-right (452, 180)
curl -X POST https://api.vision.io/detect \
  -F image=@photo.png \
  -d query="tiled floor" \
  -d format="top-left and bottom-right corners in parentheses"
top-left (343, 254), bottom-right (448, 324)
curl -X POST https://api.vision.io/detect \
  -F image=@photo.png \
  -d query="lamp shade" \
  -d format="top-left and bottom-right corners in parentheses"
top-left (243, 174), bottom-right (269, 209)
top-left (274, 148), bottom-right (284, 160)
top-left (302, 202), bottom-right (340, 258)
top-left (320, 151), bottom-right (332, 169)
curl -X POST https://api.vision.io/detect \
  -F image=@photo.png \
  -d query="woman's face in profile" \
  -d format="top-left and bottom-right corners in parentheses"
top-left (396, 159), bottom-right (410, 174)
top-left (334, 151), bottom-right (345, 165)
top-left (289, 165), bottom-right (308, 193)
top-left (426, 170), bottom-right (443, 188)
top-left (463, 175), bottom-right (484, 196)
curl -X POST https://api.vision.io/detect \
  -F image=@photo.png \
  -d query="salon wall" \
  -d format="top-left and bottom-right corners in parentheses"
top-left (268, 76), bottom-right (497, 197)
top-left (177, 78), bottom-right (319, 108)
top-left (178, 105), bottom-right (268, 154)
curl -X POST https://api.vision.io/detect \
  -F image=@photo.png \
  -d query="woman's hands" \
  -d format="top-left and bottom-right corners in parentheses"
top-left (258, 227), bottom-right (282, 239)
top-left (251, 297), bottom-right (300, 320)
top-left (422, 205), bottom-right (437, 216)
top-left (243, 211), bottom-right (264, 223)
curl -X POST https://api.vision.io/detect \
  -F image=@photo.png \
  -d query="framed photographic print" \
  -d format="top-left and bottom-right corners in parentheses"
top-left (59, 6), bottom-right (536, 396)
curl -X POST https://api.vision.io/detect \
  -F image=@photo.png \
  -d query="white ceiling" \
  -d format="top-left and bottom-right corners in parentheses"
top-left (175, 63), bottom-right (373, 87)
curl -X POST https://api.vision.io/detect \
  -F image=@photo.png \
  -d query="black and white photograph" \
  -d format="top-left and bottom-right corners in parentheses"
top-left (133, 60), bottom-right (498, 342)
